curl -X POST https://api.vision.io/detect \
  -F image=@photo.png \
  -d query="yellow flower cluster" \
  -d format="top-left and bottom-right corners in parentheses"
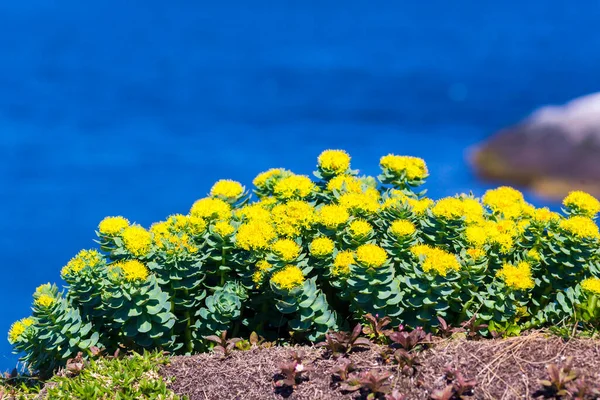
top-left (111, 260), bottom-right (149, 282)
top-left (563, 191), bottom-right (600, 218)
top-left (253, 168), bottom-right (288, 189)
top-left (236, 203), bottom-right (272, 223)
top-left (327, 175), bottom-right (363, 194)
top-left (235, 220), bottom-right (277, 251)
top-left (8, 317), bottom-right (34, 344)
top-left (121, 225), bottom-right (153, 257)
top-left (559, 216), bottom-right (600, 240)
top-left (61, 249), bottom-right (104, 277)
top-left (432, 197), bottom-right (484, 223)
top-left (150, 216), bottom-right (200, 256)
top-left (214, 221), bottom-right (235, 237)
top-left (532, 207), bottom-right (560, 224)
top-left (34, 294), bottom-right (55, 308)
top-left (98, 216), bottom-right (130, 236)
top-left (318, 149), bottom-right (351, 174)
top-left (252, 260), bottom-right (273, 286)
top-left (348, 220), bottom-right (373, 238)
top-left (581, 277), bottom-right (600, 295)
top-left (338, 191), bottom-right (380, 215)
top-left (483, 186), bottom-right (530, 219)
top-left (496, 261), bottom-right (534, 290)
top-left (270, 265), bottom-right (305, 290)
top-left (527, 248), bottom-right (541, 262)
top-left (380, 154), bottom-right (428, 180)
top-left (210, 179), bottom-right (244, 200)
top-left (271, 201), bottom-right (315, 237)
top-left (466, 248), bottom-right (486, 260)
top-left (190, 197), bottom-right (232, 221)
top-left (273, 175), bottom-right (315, 199)
top-left (318, 204), bottom-right (349, 229)
top-left (410, 245), bottom-right (460, 276)
top-left (309, 237), bottom-right (334, 257)
top-left (332, 250), bottom-right (355, 276)
top-left (389, 219), bottom-right (416, 238)
top-left (272, 239), bottom-right (301, 262)
top-left (355, 244), bottom-right (388, 268)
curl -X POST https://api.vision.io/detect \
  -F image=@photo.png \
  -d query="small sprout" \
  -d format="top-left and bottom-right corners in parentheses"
top-left (331, 358), bottom-right (356, 383)
top-left (436, 316), bottom-right (463, 338)
top-left (430, 367), bottom-right (477, 400)
top-left (460, 315), bottom-right (488, 339)
top-left (363, 313), bottom-right (393, 344)
top-left (317, 324), bottom-right (371, 357)
top-left (273, 351), bottom-right (311, 392)
top-left (388, 326), bottom-right (432, 352)
top-left (567, 376), bottom-right (600, 399)
top-left (534, 357), bottom-right (578, 398)
top-left (341, 369), bottom-right (393, 399)
top-left (57, 352), bottom-right (86, 378)
top-left (393, 349), bottom-right (420, 376)
top-left (205, 330), bottom-right (242, 359)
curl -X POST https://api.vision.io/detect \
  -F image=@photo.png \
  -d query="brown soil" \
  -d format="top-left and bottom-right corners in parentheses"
top-left (161, 333), bottom-right (600, 400)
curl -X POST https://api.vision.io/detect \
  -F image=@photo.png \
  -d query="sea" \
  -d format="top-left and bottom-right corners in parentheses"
top-left (2, 1), bottom-right (600, 371)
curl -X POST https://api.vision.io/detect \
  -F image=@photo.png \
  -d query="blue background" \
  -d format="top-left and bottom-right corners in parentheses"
top-left (2, 1), bottom-right (600, 370)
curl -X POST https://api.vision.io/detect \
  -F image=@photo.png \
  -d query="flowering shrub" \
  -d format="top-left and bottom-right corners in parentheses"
top-left (8, 149), bottom-right (600, 375)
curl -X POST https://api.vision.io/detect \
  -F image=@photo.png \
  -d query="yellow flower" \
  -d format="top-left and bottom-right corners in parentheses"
top-left (235, 220), bottom-right (277, 251)
top-left (318, 204), bottom-right (350, 229)
top-left (309, 237), bottom-right (335, 258)
top-left (532, 207), bottom-right (560, 224)
top-left (61, 249), bottom-right (104, 277)
top-left (527, 248), bottom-right (541, 262)
top-left (271, 239), bottom-right (301, 262)
top-left (252, 271), bottom-right (264, 286)
top-left (338, 192), bottom-right (380, 215)
top-left (235, 203), bottom-right (272, 223)
top-left (407, 197), bottom-right (433, 215)
top-left (496, 261), bottom-right (534, 290)
top-left (421, 248), bottom-right (461, 276)
top-left (466, 248), bottom-right (485, 260)
top-left (214, 221), bottom-right (235, 237)
top-left (256, 259), bottom-right (272, 272)
top-left (271, 201), bottom-right (315, 237)
top-left (389, 220), bottom-right (416, 238)
top-left (559, 216), bottom-right (600, 240)
top-left (318, 149), bottom-right (351, 174)
top-left (98, 216), bottom-right (130, 236)
top-left (270, 265), bottom-right (305, 290)
top-left (34, 294), bottom-right (55, 308)
top-left (432, 197), bottom-right (484, 223)
top-left (187, 216), bottom-right (208, 236)
top-left (327, 175), bottom-right (363, 194)
top-left (482, 186), bottom-right (530, 219)
top-left (154, 230), bottom-right (198, 256)
top-left (348, 220), bottom-right (373, 238)
top-left (411, 245), bottom-right (460, 276)
top-left (332, 250), bottom-right (355, 276)
top-left (563, 191), bottom-right (600, 217)
top-left (121, 225), bottom-right (152, 257)
top-left (273, 175), bottom-right (316, 199)
top-left (35, 283), bottom-right (51, 295)
top-left (111, 260), bottom-right (149, 282)
top-left (253, 168), bottom-right (288, 189)
top-left (252, 260), bottom-right (272, 287)
top-left (432, 197), bottom-right (465, 220)
top-left (482, 220), bottom-right (517, 253)
top-left (190, 198), bottom-right (232, 221)
top-left (581, 277), bottom-right (600, 295)
top-left (8, 318), bottom-right (34, 344)
top-left (465, 225), bottom-right (488, 248)
top-left (380, 154), bottom-right (428, 180)
top-left (210, 179), bottom-right (244, 200)
top-left (355, 244), bottom-right (387, 268)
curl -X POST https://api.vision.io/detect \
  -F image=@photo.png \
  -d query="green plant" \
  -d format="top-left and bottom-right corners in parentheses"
top-left (362, 313), bottom-right (393, 344)
top-left (387, 326), bottom-right (431, 352)
top-left (430, 367), bottom-right (477, 400)
top-left (204, 331), bottom-right (241, 359)
top-left (45, 351), bottom-right (184, 399)
top-left (534, 357), bottom-right (578, 399)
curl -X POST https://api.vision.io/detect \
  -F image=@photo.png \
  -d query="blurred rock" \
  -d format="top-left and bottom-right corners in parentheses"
top-left (470, 92), bottom-right (600, 199)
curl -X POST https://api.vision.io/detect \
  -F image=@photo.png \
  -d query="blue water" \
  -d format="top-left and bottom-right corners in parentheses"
top-left (2, 1), bottom-right (600, 370)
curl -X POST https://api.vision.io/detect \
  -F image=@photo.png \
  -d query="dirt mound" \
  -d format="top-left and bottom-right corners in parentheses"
top-left (161, 333), bottom-right (600, 399)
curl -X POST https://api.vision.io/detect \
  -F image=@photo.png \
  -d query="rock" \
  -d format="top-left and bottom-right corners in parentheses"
top-left (470, 92), bottom-right (600, 199)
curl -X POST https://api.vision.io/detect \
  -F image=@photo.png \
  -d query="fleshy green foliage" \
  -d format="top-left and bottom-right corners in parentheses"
top-left (45, 351), bottom-right (184, 400)
top-left (8, 149), bottom-right (600, 375)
